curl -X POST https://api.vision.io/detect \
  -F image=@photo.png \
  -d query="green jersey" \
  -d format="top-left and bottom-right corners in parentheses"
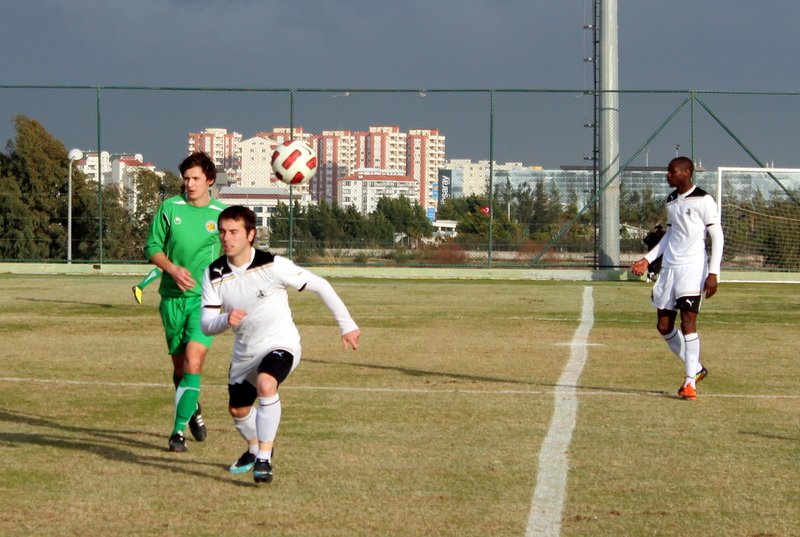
top-left (144, 194), bottom-right (227, 298)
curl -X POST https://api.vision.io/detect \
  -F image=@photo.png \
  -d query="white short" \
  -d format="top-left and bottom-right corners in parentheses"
top-left (651, 264), bottom-right (707, 311)
top-left (228, 344), bottom-right (302, 386)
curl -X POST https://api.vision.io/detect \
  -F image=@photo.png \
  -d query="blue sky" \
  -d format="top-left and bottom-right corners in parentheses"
top-left (2, 1), bottom-right (798, 169)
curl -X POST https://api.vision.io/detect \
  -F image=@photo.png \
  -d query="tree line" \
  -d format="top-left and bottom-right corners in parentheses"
top-left (6, 114), bottom-right (793, 267)
top-left (0, 115), bottom-right (181, 261)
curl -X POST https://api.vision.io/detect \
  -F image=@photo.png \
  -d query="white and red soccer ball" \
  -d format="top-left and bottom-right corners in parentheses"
top-left (271, 139), bottom-right (317, 185)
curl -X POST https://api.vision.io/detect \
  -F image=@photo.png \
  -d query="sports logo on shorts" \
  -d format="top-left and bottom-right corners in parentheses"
top-left (256, 290), bottom-right (266, 299)
top-left (206, 221), bottom-right (218, 233)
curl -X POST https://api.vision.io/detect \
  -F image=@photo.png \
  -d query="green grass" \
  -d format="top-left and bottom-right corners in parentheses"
top-left (0, 274), bottom-right (797, 537)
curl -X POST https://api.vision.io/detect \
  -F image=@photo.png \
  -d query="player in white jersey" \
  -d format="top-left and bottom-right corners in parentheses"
top-left (631, 157), bottom-right (724, 400)
top-left (201, 206), bottom-right (360, 483)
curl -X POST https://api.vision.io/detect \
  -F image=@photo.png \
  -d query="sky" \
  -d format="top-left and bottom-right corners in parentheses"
top-left (2, 0), bottom-right (799, 170)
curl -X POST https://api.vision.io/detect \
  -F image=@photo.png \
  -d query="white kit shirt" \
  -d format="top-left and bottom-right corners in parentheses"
top-left (201, 249), bottom-right (358, 362)
top-left (647, 186), bottom-right (724, 274)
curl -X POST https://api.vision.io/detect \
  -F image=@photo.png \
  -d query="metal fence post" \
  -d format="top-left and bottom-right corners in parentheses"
top-left (487, 90), bottom-right (495, 268)
top-left (96, 87), bottom-right (104, 264)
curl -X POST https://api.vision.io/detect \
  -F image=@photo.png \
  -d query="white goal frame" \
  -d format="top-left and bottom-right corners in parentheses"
top-left (716, 166), bottom-right (800, 282)
top-left (716, 166), bottom-right (800, 213)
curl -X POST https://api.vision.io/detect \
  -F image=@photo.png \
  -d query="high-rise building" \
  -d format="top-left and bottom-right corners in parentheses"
top-left (355, 126), bottom-right (407, 171)
top-left (336, 169), bottom-right (418, 215)
top-left (407, 129), bottom-right (446, 218)
top-left (315, 130), bottom-right (355, 203)
top-left (75, 151), bottom-right (112, 184)
top-left (111, 155), bottom-right (158, 213)
top-left (188, 125), bottom-right (446, 215)
top-left (239, 135), bottom-right (277, 187)
top-left (187, 128), bottom-right (242, 182)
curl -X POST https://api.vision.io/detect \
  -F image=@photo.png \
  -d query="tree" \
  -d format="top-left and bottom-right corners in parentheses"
top-left (5, 115), bottom-right (72, 259)
top-left (134, 170), bottom-right (182, 228)
top-left (365, 211), bottom-right (394, 246)
top-left (307, 200), bottom-right (344, 248)
top-left (0, 174), bottom-right (39, 258)
top-left (374, 196), bottom-right (433, 240)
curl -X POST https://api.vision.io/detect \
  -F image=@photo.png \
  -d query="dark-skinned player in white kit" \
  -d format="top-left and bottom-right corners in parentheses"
top-left (631, 156), bottom-right (724, 400)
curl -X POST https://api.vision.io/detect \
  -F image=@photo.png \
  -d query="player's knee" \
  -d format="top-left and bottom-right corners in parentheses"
top-left (256, 374), bottom-right (279, 397)
top-left (256, 350), bottom-right (293, 393)
top-left (228, 405), bottom-right (251, 419)
top-left (656, 320), bottom-right (672, 335)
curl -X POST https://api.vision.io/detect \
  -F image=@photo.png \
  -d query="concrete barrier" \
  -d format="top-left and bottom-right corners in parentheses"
top-left (0, 262), bottom-right (796, 282)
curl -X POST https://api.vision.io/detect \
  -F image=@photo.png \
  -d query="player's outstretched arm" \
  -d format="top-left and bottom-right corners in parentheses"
top-left (301, 273), bottom-right (360, 340)
top-left (342, 329), bottom-right (360, 351)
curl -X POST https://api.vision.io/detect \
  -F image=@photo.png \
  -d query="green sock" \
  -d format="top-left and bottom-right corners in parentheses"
top-left (138, 267), bottom-right (161, 290)
top-left (173, 373), bottom-right (201, 435)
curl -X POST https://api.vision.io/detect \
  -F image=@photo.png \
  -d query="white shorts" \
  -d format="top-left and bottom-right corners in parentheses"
top-left (228, 344), bottom-right (302, 386)
top-left (651, 264), bottom-right (707, 311)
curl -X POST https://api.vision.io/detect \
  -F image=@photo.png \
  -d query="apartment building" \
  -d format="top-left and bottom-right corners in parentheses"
top-left (407, 129), bottom-right (446, 218)
top-left (336, 169), bottom-right (418, 215)
top-left (111, 156), bottom-right (158, 213)
top-left (75, 151), bottom-right (112, 184)
top-left (187, 128), bottom-right (242, 182)
top-left (217, 186), bottom-right (311, 228)
top-left (239, 135), bottom-right (277, 187)
top-left (315, 130), bottom-right (356, 204)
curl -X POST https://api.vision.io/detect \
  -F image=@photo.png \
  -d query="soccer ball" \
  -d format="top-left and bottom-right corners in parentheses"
top-left (271, 139), bottom-right (317, 185)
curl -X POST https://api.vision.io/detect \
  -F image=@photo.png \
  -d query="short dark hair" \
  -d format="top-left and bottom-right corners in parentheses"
top-left (670, 156), bottom-right (694, 176)
top-left (219, 205), bottom-right (257, 245)
top-left (179, 152), bottom-right (217, 184)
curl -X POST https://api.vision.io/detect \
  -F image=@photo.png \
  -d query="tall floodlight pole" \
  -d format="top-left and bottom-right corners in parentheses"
top-left (598, 0), bottom-right (620, 268)
top-left (67, 149), bottom-right (84, 264)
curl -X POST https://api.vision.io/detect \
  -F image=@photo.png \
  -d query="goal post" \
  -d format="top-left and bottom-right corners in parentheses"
top-left (717, 167), bottom-right (800, 272)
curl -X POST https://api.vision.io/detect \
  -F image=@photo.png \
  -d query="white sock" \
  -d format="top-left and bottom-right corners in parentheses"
top-left (256, 394), bottom-right (281, 460)
top-left (663, 328), bottom-right (686, 363)
top-left (233, 407), bottom-right (258, 454)
top-left (233, 406), bottom-right (256, 441)
top-left (683, 332), bottom-right (700, 387)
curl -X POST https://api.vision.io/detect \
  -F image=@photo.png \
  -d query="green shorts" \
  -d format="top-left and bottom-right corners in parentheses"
top-left (159, 295), bottom-right (213, 355)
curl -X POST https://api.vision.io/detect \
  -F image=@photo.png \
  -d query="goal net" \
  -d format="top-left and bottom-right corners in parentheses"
top-left (717, 167), bottom-right (800, 271)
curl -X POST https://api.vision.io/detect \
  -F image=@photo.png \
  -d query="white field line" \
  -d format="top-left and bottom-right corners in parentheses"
top-left (526, 285), bottom-right (594, 537)
top-left (0, 376), bottom-right (796, 399)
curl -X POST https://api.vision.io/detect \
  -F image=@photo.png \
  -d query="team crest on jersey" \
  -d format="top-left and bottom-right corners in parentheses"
top-left (206, 221), bottom-right (218, 233)
top-left (256, 290), bottom-right (266, 299)
top-left (174, 216), bottom-right (182, 225)
top-left (686, 208), bottom-right (692, 217)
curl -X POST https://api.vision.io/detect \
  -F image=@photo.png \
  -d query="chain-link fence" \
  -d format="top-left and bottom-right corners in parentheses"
top-left (1, 86), bottom-right (799, 270)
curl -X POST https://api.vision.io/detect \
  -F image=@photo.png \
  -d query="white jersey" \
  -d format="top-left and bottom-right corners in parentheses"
top-left (201, 249), bottom-right (358, 363)
top-left (648, 186), bottom-right (723, 273)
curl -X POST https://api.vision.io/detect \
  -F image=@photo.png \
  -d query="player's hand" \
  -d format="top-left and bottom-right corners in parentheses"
top-left (342, 329), bottom-right (360, 351)
top-left (170, 265), bottom-right (196, 291)
top-left (631, 258), bottom-right (649, 276)
top-left (227, 309), bottom-right (248, 328)
top-left (704, 274), bottom-right (718, 299)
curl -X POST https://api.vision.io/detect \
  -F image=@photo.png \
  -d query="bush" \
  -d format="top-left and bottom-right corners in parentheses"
top-left (421, 243), bottom-right (468, 265)
top-left (389, 247), bottom-right (420, 265)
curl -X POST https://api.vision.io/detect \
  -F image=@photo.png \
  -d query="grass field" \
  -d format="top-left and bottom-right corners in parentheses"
top-left (0, 273), bottom-right (797, 537)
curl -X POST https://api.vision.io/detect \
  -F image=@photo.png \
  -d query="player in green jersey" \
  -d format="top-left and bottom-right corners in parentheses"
top-left (144, 152), bottom-right (226, 452)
